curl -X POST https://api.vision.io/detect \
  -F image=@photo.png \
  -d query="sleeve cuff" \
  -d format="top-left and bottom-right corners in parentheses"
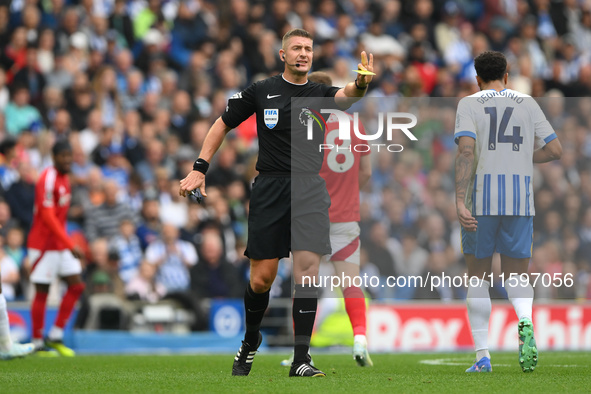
top-left (454, 131), bottom-right (476, 145)
top-left (544, 133), bottom-right (557, 144)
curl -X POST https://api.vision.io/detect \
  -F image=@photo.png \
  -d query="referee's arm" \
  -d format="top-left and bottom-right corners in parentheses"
top-left (335, 51), bottom-right (374, 108)
top-left (179, 117), bottom-right (231, 197)
top-left (199, 117), bottom-right (232, 163)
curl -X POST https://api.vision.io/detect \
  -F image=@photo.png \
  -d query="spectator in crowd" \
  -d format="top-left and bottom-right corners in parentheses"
top-left (192, 231), bottom-right (242, 299)
top-left (13, 44), bottom-right (45, 106)
top-left (0, 138), bottom-right (18, 192)
top-left (5, 159), bottom-right (36, 230)
top-left (85, 180), bottom-right (134, 242)
top-left (109, 219), bottom-right (143, 284)
top-left (4, 85), bottom-right (42, 136)
top-left (145, 223), bottom-right (198, 294)
top-left (0, 201), bottom-right (17, 238)
top-left (4, 227), bottom-right (25, 269)
top-left (125, 260), bottom-right (166, 303)
top-left (0, 0), bottom-right (588, 305)
top-left (136, 195), bottom-right (162, 251)
top-left (37, 28), bottom-right (56, 75)
top-left (109, 0), bottom-right (134, 49)
top-left (391, 228), bottom-right (429, 299)
top-left (365, 222), bottom-right (397, 279)
top-left (101, 145), bottom-right (131, 189)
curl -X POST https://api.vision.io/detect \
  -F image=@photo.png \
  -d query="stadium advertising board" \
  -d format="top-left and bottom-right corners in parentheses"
top-left (367, 304), bottom-right (591, 352)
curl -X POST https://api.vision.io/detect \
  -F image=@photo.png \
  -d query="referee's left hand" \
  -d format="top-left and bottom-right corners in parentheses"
top-left (356, 51), bottom-right (374, 86)
top-left (179, 171), bottom-right (207, 198)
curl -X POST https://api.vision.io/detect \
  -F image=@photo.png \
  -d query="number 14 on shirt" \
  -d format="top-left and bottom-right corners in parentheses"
top-left (484, 106), bottom-right (523, 151)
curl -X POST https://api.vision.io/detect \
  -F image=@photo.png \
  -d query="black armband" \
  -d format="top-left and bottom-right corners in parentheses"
top-left (354, 79), bottom-right (368, 90)
top-left (193, 158), bottom-right (210, 174)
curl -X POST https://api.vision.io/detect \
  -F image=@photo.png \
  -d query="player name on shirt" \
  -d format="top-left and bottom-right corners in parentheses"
top-left (476, 89), bottom-right (525, 104)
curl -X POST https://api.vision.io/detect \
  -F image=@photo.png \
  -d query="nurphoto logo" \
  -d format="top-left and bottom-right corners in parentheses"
top-left (301, 108), bottom-right (418, 153)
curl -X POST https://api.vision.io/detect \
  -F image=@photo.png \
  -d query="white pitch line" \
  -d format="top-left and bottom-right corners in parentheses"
top-left (419, 358), bottom-right (511, 367)
top-left (545, 365), bottom-right (588, 367)
top-left (419, 358), bottom-right (586, 368)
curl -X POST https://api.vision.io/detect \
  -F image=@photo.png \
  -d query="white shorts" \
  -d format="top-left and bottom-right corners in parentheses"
top-left (28, 249), bottom-right (82, 284)
top-left (329, 222), bottom-right (360, 265)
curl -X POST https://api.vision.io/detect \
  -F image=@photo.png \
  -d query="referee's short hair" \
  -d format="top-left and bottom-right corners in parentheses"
top-left (474, 51), bottom-right (507, 83)
top-left (282, 28), bottom-right (313, 48)
top-left (308, 71), bottom-right (332, 86)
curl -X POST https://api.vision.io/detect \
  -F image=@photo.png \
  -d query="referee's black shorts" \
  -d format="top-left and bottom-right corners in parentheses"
top-left (244, 174), bottom-right (331, 260)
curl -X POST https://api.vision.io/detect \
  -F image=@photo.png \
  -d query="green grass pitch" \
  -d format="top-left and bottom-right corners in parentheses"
top-left (0, 352), bottom-right (589, 393)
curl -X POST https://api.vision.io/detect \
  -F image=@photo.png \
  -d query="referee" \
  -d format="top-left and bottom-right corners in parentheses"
top-left (179, 28), bottom-right (374, 377)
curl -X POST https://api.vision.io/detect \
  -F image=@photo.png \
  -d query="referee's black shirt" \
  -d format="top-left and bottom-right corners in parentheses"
top-left (221, 74), bottom-right (339, 175)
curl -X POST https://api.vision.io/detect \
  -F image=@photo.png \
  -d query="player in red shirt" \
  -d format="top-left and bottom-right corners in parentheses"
top-left (313, 72), bottom-right (373, 365)
top-left (27, 140), bottom-right (85, 356)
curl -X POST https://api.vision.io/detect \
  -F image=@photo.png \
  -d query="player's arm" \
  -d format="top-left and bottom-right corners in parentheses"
top-left (180, 84), bottom-right (256, 198)
top-left (335, 51), bottom-right (374, 108)
top-left (198, 117), bottom-right (233, 163)
top-left (358, 154), bottom-right (372, 189)
top-left (455, 136), bottom-right (477, 231)
top-left (533, 137), bottom-right (562, 163)
top-left (531, 100), bottom-right (562, 163)
top-left (179, 117), bottom-right (232, 197)
top-left (39, 207), bottom-right (75, 250)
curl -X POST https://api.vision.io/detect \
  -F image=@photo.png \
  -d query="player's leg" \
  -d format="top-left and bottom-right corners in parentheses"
top-left (44, 271), bottom-right (85, 357)
top-left (333, 260), bottom-right (372, 367)
top-left (0, 282), bottom-right (35, 360)
top-left (288, 176), bottom-right (330, 377)
top-left (500, 255), bottom-right (533, 322)
top-left (233, 176), bottom-right (289, 376)
top-left (498, 216), bottom-right (537, 372)
top-left (464, 219), bottom-right (496, 372)
top-left (31, 282), bottom-right (58, 356)
top-left (245, 258), bottom-right (277, 344)
top-left (290, 250), bottom-right (325, 377)
top-left (28, 249), bottom-right (58, 355)
top-left (232, 258), bottom-right (278, 376)
top-left (465, 252), bottom-right (492, 372)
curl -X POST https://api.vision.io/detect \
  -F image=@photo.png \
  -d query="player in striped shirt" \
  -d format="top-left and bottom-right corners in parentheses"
top-left (454, 51), bottom-right (562, 373)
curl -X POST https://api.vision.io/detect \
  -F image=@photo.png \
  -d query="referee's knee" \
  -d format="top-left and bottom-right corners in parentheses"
top-left (250, 276), bottom-right (274, 293)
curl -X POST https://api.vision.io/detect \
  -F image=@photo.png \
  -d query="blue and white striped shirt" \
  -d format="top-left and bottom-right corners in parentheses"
top-left (145, 240), bottom-right (198, 292)
top-left (455, 89), bottom-right (557, 216)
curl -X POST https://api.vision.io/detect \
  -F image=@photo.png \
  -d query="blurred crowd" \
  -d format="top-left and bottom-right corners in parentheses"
top-left (0, 0), bottom-right (589, 317)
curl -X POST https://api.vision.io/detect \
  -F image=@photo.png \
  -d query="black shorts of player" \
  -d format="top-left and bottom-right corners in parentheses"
top-left (244, 174), bottom-right (331, 260)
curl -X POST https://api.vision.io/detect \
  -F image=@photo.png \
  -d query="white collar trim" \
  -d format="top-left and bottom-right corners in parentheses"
top-left (282, 74), bottom-right (308, 86)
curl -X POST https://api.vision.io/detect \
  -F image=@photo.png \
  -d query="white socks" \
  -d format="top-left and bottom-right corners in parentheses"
top-left (504, 278), bottom-right (534, 320)
top-left (48, 326), bottom-right (64, 342)
top-left (466, 279), bottom-right (491, 360)
top-left (0, 294), bottom-right (13, 351)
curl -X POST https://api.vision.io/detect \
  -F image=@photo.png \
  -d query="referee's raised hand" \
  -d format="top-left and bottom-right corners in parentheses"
top-left (356, 51), bottom-right (374, 86)
top-left (179, 170), bottom-right (207, 198)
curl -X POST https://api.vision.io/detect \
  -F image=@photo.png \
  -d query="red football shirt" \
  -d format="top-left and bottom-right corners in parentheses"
top-left (319, 113), bottom-right (370, 223)
top-left (27, 167), bottom-right (74, 251)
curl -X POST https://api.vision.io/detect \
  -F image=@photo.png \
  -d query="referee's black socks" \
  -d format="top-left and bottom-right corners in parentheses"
top-left (292, 284), bottom-right (318, 363)
top-left (244, 283), bottom-right (270, 346)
